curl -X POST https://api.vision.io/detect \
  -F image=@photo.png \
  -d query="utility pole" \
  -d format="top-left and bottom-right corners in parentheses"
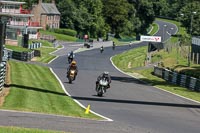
top-left (188, 11), bottom-right (196, 67)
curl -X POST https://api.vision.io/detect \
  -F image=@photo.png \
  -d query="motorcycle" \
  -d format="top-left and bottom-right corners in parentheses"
top-left (112, 42), bottom-right (115, 50)
top-left (100, 46), bottom-right (104, 53)
top-left (96, 78), bottom-right (108, 97)
top-left (112, 45), bottom-right (115, 50)
top-left (67, 69), bottom-right (76, 83)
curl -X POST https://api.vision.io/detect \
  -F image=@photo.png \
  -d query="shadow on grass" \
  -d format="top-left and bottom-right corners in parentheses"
top-left (140, 77), bottom-right (175, 86)
top-left (139, 78), bottom-right (199, 93)
top-left (111, 76), bottom-right (146, 85)
top-left (5, 84), bottom-right (67, 96)
top-left (72, 96), bottom-right (200, 109)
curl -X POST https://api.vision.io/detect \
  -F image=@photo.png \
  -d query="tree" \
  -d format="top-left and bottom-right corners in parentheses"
top-left (102, 0), bottom-right (131, 38)
top-left (57, 0), bottom-right (76, 29)
top-left (179, 1), bottom-right (200, 36)
top-left (133, 0), bottom-right (155, 35)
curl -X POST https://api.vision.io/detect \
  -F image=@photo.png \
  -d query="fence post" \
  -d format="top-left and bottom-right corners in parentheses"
top-left (171, 72), bottom-right (178, 84)
top-left (180, 74), bottom-right (187, 87)
top-left (195, 79), bottom-right (200, 92)
top-left (164, 69), bottom-right (170, 81)
top-left (189, 77), bottom-right (197, 91)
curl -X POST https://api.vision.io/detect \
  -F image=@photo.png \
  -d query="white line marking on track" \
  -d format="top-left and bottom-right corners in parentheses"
top-left (50, 68), bottom-right (113, 121)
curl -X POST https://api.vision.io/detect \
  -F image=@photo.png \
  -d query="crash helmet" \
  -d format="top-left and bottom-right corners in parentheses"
top-left (103, 71), bottom-right (109, 76)
top-left (71, 60), bottom-right (77, 65)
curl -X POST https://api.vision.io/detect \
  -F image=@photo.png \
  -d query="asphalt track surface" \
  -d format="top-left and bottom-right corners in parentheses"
top-left (1, 20), bottom-right (200, 133)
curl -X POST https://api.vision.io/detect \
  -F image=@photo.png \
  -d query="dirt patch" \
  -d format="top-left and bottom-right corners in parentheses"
top-left (0, 88), bottom-right (9, 106)
top-left (0, 62), bottom-right (11, 107)
top-left (31, 57), bottom-right (38, 61)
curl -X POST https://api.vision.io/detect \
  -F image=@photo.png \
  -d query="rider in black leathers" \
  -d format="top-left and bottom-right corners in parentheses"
top-left (96, 71), bottom-right (111, 89)
top-left (67, 51), bottom-right (75, 64)
top-left (112, 41), bottom-right (115, 50)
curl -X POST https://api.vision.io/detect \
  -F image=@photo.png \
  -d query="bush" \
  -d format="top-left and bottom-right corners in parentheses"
top-left (53, 28), bottom-right (77, 37)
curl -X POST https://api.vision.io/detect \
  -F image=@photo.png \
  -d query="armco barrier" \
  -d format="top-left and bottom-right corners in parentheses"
top-left (154, 66), bottom-right (200, 92)
top-left (189, 77), bottom-right (197, 91)
top-left (180, 74), bottom-right (187, 87)
top-left (154, 67), bottom-right (163, 77)
top-left (171, 72), bottom-right (178, 84)
top-left (195, 79), bottom-right (200, 91)
top-left (0, 50), bottom-right (9, 92)
top-left (7, 50), bottom-right (34, 61)
top-left (0, 62), bottom-right (6, 91)
top-left (164, 69), bottom-right (170, 81)
top-left (28, 42), bottom-right (42, 49)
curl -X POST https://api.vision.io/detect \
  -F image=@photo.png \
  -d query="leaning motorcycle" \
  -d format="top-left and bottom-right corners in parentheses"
top-left (67, 69), bottom-right (76, 83)
top-left (96, 78), bottom-right (108, 97)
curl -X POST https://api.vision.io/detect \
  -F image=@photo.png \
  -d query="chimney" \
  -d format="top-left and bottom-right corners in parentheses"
top-left (52, 0), bottom-right (55, 4)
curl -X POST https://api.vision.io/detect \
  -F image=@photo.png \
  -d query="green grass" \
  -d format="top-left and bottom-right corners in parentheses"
top-left (112, 46), bottom-right (147, 71)
top-left (35, 47), bottom-right (57, 63)
top-left (149, 23), bottom-right (159, 36)
top-left (136, 68), bottom-right (200, 102)
top-left (40, 31), bottom-right (77, 42)
top-left (31, 40), bottom-right (53, 47)
top-left (5, 45), bottom-right (57, 64)
top-left (0, 126), bottom-right (66, 133)
top-left (112, 17), bottom-right (200, 100)
top-left (1, 60), bottom-right (101, 120)
top-left (5, 45), bottom-right (32, 52)
top-left (112, 46), bottom-right (200, 102)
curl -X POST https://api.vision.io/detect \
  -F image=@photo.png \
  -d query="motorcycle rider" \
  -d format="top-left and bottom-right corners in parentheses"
top-left (67, 51), bottom-right (75, 63)
top-left (112, 41), bottom-right (115, 50)
top-left (96, 71), bottom-right (111, 89)
top-left (100, 46), bottom-right (104, 53)
top-left (67, 60), bottom-right (78, 80)
top-left (129, 41), bottom-right (132, 47)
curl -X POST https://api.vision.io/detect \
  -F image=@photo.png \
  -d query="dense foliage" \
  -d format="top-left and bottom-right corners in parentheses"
top-left (21, 0), bottom-right (200, 38)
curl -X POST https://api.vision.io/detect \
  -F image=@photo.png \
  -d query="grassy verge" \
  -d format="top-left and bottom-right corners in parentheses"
top-left (1, 60), bottom-right (101, 120)
top-left (5, 45), bottom-right (57, 64)
top-left (40, 30), bottom-right (77, 42)
top-left (30, 39), bottom-right (53, 47)
top-left (5, 45), bottom-right (32, 52)
top-left (0, 126), bottom-right (66, 133)
top-left (112, 46), bottom-right (200, 102)
top-left (34, 47), bottom-right (57, 63)
top-left (149, 23), bottom-right (159, 36)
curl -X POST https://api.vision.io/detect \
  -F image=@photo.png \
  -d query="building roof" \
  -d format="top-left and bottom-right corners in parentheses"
top-left (41, 3), bottom-right (60, 15)
top-left (0, 0), bottom-right (25, 5)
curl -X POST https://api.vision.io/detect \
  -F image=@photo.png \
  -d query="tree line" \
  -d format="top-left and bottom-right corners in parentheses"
top-left (21, 0), bottom-right (200, 38)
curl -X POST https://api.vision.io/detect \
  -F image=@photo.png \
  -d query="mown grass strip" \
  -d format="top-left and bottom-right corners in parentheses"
top-left (1, 60), bottom-right (101, 120)
top-left (5, 45), bottom-right (32, 52)
top-left (35, 47), bottom-right (57, 63)
top-left (0, 126), bottom-right (66, 133)
top-left (40, 31), bottom-right (77, 42)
